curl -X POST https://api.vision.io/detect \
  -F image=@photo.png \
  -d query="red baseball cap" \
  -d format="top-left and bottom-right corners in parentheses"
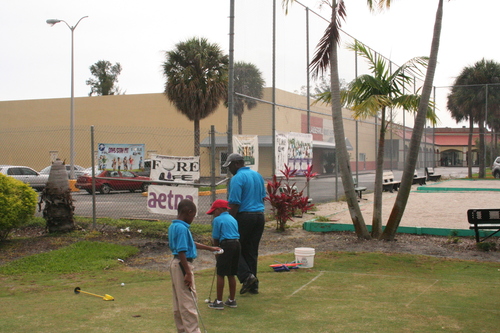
top-left (206, 199), bottom-right (230, 215)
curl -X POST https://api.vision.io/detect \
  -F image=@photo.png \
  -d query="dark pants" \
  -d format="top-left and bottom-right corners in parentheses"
top-left (236, 212), bottom-right (265, 287)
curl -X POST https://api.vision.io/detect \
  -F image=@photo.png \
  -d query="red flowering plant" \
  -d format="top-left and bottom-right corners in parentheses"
top-left (265, 164), bottom-right (317, 231)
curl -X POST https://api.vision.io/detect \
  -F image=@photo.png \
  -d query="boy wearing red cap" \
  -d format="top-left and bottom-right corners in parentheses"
top-left (206, 199), bottom-right (241, 310)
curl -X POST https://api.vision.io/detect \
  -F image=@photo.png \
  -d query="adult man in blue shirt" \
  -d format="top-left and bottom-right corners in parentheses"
top-left (223, 153), bottom-right (266, 295)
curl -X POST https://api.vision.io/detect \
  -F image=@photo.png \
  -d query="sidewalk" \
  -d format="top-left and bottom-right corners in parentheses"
top-left (309, 178), bottom-right (499, 231)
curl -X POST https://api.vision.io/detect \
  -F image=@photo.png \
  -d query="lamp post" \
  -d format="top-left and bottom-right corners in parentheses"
top-left (46, 16), bottom-right (88, 179)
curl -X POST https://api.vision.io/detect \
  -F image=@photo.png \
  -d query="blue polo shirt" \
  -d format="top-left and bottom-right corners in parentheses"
top-left (168, 219), bottom-right (197, 259)
top-left (212, 211), bottom-right (240, 242)
top-left (228, 167), bottom-right (266, 212)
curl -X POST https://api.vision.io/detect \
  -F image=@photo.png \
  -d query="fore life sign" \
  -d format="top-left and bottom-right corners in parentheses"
top-left (150, 155), bottom-right (200, 184)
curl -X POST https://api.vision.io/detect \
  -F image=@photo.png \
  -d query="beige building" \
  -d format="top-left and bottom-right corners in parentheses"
top-left (1, 88), bottom-right (405, 178)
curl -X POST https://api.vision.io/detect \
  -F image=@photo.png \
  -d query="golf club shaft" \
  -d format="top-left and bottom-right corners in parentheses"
top-left (190, 289), bottom-right (208, 333)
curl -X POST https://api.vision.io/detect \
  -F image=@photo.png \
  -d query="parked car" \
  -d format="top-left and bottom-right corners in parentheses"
top-left (82, 166), bottom-right (100, 175)
top-left (40, 164), bottom-right (86, 179)
top-left (75, 170), bottom-right (151, 194)
top-left (136, 159), bottom-right (151, 177)
top-left (0, 165), bottom-right (48, 191)
top-left (492, 156), bottom-right (500, 179)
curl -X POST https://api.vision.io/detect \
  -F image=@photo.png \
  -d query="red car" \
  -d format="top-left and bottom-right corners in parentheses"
top-left (75, 170), bottom-right (151, 194)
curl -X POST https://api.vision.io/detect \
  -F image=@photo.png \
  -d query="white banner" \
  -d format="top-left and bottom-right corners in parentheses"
top-left (150, 155), bottom-right (200, 183)
top-left (146, 185), bottom-right (199, 216)
top-left (274, 132), bottom-right (313, 176)
top-left (275, 131), bottom-right (288, 175)
top-left (233, 135), bottom-right (259, 171)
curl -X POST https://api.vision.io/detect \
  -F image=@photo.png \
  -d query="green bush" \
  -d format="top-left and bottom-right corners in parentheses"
top-left (0, 174), bottom-right (38, 241)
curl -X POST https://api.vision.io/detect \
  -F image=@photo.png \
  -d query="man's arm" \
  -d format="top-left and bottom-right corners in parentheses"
top-left (228, 203), bottom-right (240, 217)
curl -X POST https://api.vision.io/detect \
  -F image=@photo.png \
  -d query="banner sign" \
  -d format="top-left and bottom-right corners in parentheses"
top-left (149, 155), bottom-right (200, 183)
top-left (97, 143), bottom-right (145, 172)
top-left (233, 135), bottom-right (259, 171)
top-left (274, 132), bottom-right (313, 176)
top-left (147, 185), bottom-right (198, 216)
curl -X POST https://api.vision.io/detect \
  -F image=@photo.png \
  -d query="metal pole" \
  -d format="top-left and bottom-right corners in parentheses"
top-left (305, 6), bottom-right (310, 198)
top-left (210, 125), bottom-right (217, 205)
top-left (354, 41), bottom-right (359, 181)
top-left (227, 0), bottom-right (235, 155)
top-left (272, 0), bottom-right (276, 176)
top-left (91, 125), bottom-right (96, 229)
top-left (485, 84), bottom-right (489, 167)
top-left (70, 27), bottom-right (75, 179)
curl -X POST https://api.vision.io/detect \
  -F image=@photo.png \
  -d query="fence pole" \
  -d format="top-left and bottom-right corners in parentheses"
top-left (91, 125), bottom-right (96, 230)
top-left (210, 125), bottom-right (217, 205)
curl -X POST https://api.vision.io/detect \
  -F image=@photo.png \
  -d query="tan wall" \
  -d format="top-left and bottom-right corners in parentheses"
top-left (1, 88), bottom-right (382, 177)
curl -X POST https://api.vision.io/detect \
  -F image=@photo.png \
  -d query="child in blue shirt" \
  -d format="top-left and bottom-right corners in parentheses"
top-left (206, 199), bottom-right (241, 310)
top-left (168, 199), bottom-right (221, 333)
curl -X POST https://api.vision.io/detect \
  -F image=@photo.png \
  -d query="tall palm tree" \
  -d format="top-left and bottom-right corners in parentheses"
top-left (233, 62), bottom-right (265, 134)
top-left (163, 37), bottom-right (229, 156)
top-left (341, 40), bottom-right (434, 238)
top-left (447, 59), bottom-right (500, 178)
top-left (382, 0), bottom-right (444, 240)
top-left (283, 0), bottom-right (393, 239)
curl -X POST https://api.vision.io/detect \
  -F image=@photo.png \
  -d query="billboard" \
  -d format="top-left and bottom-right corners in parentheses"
top-left (149, 155), bottom-right (200, 184)
top-left (97, 143), bottom-right (145, 172)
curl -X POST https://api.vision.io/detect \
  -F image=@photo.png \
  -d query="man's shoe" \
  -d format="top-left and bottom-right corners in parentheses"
top-left (240, 274), bottom-right (257, 294)
top-left (208, 300), bottom-right (224, 310)
top-left (224, 299), bottom-right (237, 308)
top-left (248, 289), bottom-right (259, 295)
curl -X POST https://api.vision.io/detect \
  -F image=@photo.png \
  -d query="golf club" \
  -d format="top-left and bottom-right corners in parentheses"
top-left (74, 287), bottom-right (114, 301)
top-left (204, 266), bottom-right (217, 303)
top-left (190, 288), bottom-right (208, 333)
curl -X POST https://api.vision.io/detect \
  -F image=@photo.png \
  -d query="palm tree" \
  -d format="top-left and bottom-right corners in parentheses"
top-left (382, 0), bottom-right (444, 241)
top-left (233, 62), bottom-right (265, 134)
top-left (341, 40), bottom-right (434, 238)
top-left (86, 60), bottom-right (122, 96)
top-left (447, 59), bottom-right (500, 178)
top-left (163, 37), bottom-right (229, 156)
top-left (283, 0), bottom-right (394, 240)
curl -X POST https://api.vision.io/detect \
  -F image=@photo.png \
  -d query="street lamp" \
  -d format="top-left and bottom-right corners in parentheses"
top-left (46, 16), bottom-right (88, 179)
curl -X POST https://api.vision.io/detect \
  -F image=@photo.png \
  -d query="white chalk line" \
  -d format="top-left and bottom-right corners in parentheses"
top-left (289, 271), bottom-right (325, 297)
top-left (405, 279), bottom-right (440, 307)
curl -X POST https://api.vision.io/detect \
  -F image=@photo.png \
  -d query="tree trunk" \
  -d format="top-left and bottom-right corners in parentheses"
top-left (41, 159), bottom-right (75, 233)
top-left (238, 114), bottom-right (243, 135)
top-left (194, 119), bottom-right (200, 156)
top-left (478, 118), bottom-right (485, 178)
top-left (329, 2), bottom-right (370, 240)
top-left (468, 118), bottom-right (473, 178)
top-left (371, 107), bottom-right (386, 238)
top-left (382, 0), bottom-right (443, 241)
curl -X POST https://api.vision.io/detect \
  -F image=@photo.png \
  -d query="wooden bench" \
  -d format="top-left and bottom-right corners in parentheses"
top-left (353, 176), bottom-right (367, 200)
top-left (412, 171), bottom-right (426, 185)
top-left (382, 171), bottom-right (400, 193)
top-left (467, 209), bottom-right (500, 242)
top-left (425, 167), bottom-right (442, 181)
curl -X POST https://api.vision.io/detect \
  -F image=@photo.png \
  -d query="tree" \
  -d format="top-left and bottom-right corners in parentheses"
top-left (86, 60), bottom-right (122, 96)
top-left (283, 0), bottom-right (395, 240)
top-left (382, 0), bottom-right (444, 240)
top-left (340, 40), bottom-right (434, 238)
top-left (233, 62), bottom-right (265, 134)
top-left (447, 59), bottom-right (500, 178)
top-left (163, 37), bottom-right (228, 156)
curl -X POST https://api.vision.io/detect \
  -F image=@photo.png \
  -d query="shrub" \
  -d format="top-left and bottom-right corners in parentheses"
top-left (0, 174), bottom-right (38, 241)
top-left (476, 242), bottom-right (497, 252)
top-left (265, 164), bottom-right (317, 231)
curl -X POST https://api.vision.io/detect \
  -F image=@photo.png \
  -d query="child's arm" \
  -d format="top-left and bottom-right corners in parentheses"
top-left (195, 242), bottom-right (222, 253)
top-left (177, 251), bottom-right (194, 289)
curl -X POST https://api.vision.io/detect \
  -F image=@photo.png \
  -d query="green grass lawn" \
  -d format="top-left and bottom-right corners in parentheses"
top-left (1, 242), bottom-right (499, 333)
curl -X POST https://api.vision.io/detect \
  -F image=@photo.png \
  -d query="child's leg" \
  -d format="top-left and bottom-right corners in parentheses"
top-left (228, 275), bottom-right (237, 300)
top-left (216, 275), bottom-right (225, 302)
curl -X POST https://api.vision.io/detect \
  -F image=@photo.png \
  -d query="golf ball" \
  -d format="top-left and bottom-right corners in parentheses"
top-left (121, 283), bottom-right (125, 286)
top-left (204, 299), bottom-right (210, 303)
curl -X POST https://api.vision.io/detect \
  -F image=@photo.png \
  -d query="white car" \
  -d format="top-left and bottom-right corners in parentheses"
top-left (0, 165), bottom-right (49, 191)
top-left (40, 164), bottom-right (86, 179)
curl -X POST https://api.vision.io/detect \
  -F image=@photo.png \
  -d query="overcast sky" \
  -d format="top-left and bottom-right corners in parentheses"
top-left (1, 0), bottom-right (498, 128)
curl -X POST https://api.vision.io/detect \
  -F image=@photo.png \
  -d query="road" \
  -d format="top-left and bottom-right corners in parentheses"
top-left (37, 167), bottom-right (476, 224)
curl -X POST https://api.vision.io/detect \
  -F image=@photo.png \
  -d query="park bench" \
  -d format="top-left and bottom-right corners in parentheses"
top-left (412, 171), bottom-right (427, 185)
top-left (353, 176), bottom-right (367, 200)
top-left (467, 208), bottom-right (500, 242)
top-left (425, 167), bottom-right (442, 181)
top-left (382, 171), bottom-right (400, 193)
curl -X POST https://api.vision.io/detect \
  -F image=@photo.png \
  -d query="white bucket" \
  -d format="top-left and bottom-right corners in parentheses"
top-left (294, 247), bottom-right (315, 268)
